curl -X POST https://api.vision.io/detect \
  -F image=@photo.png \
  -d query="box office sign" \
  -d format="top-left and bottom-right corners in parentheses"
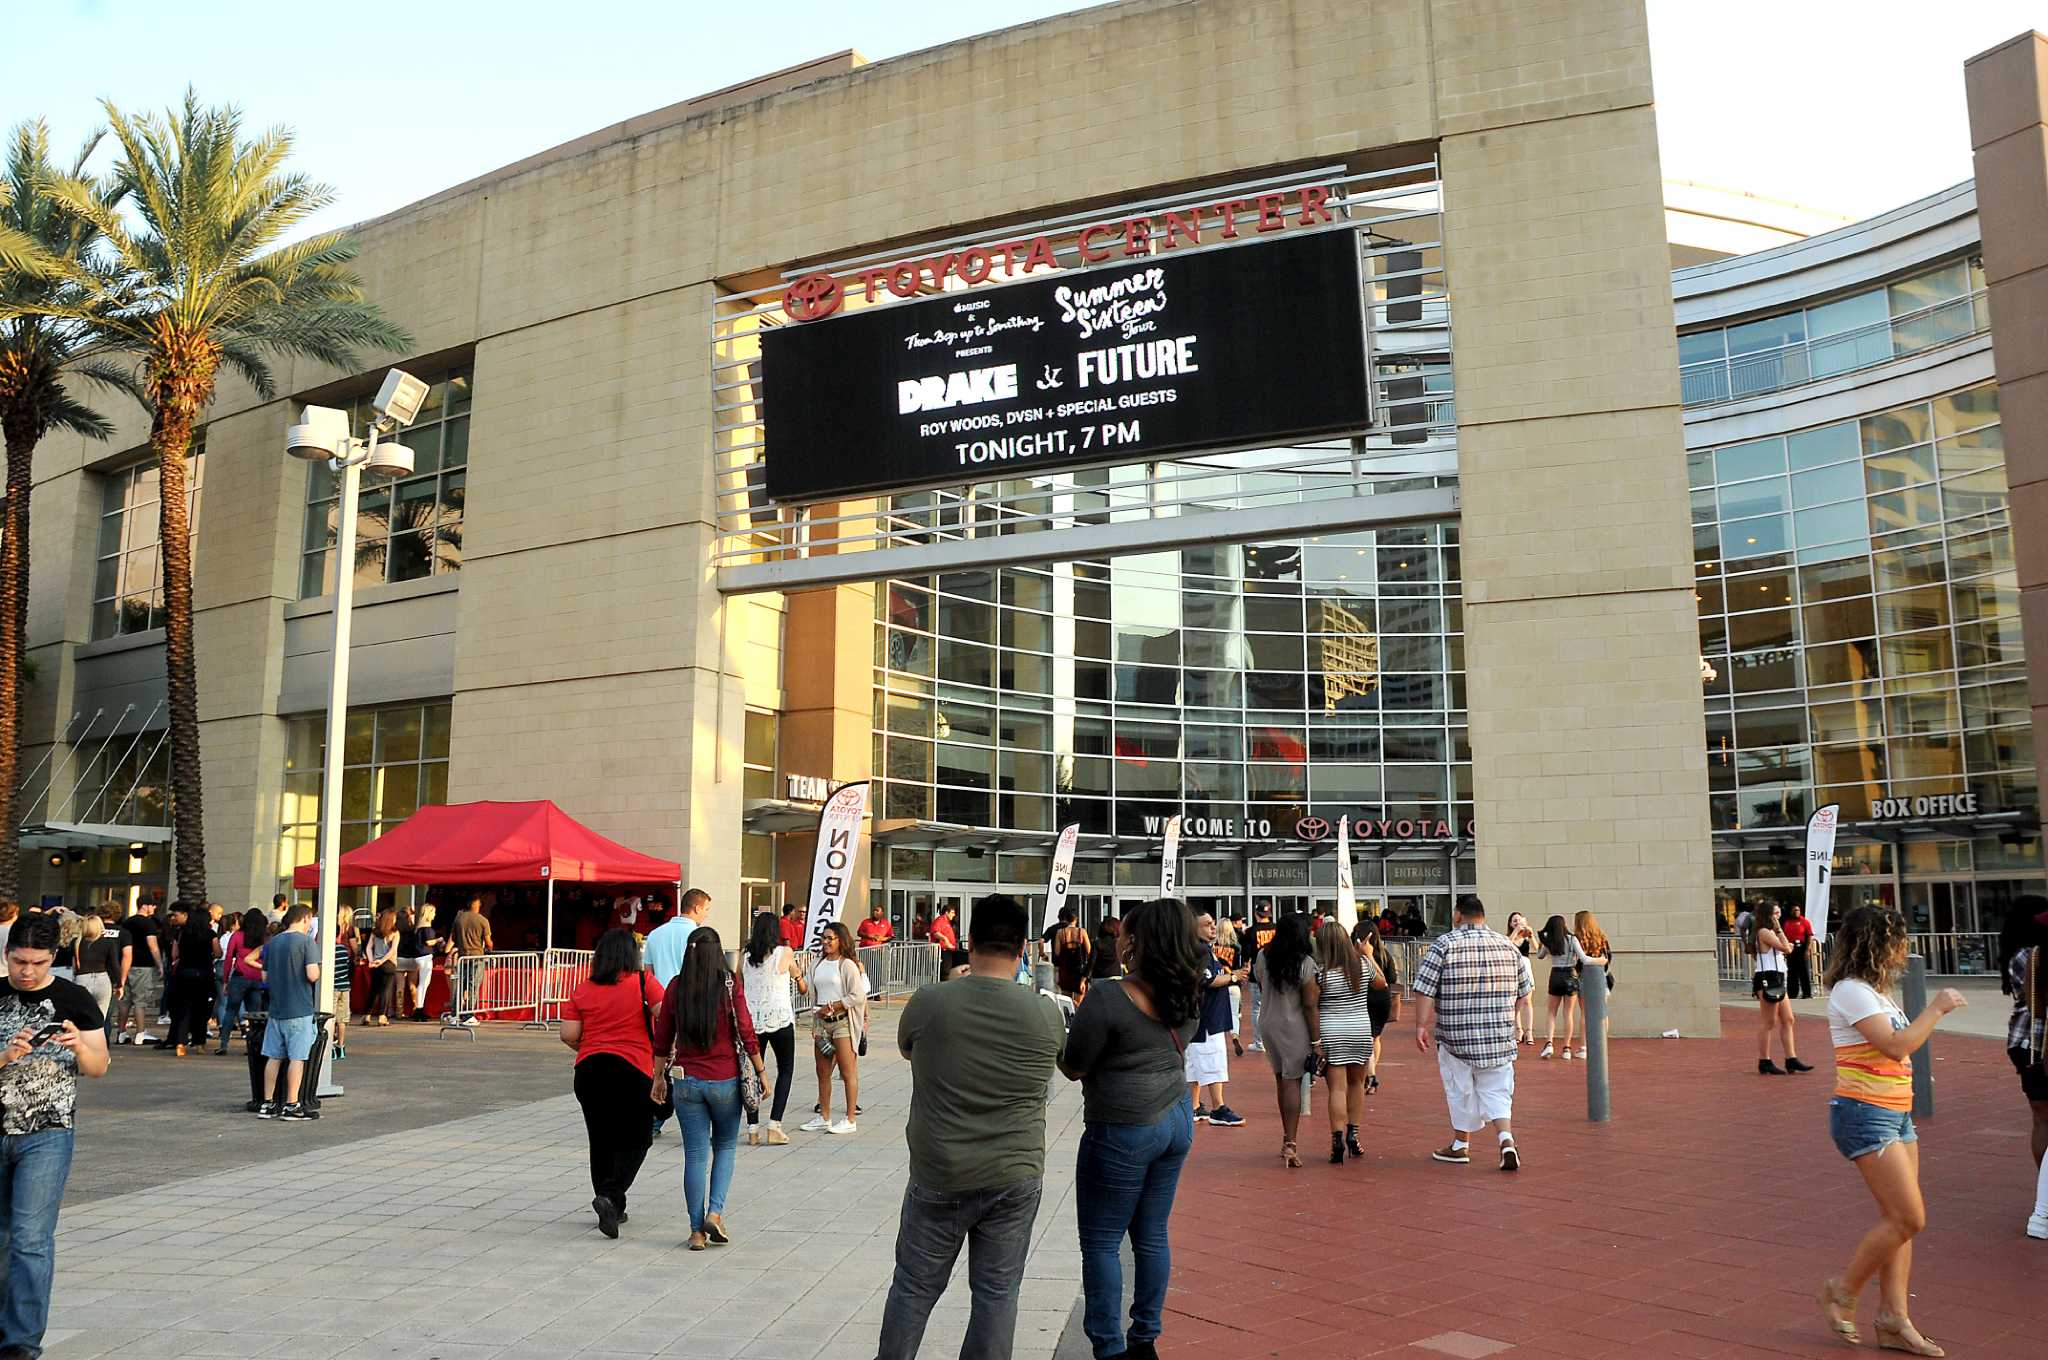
top-left (760, 229), bottom-right (1372, 502)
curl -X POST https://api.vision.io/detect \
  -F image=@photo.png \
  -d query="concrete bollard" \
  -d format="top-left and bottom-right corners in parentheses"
top-left (1903, 954), bottom-right (1934, 1117)
top-left (1581, 962), bottom-right (1611, 1123)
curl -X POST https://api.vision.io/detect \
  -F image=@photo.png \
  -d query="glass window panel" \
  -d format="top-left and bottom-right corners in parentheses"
top-left (1718, 478), bottom-right (1788, 520)
top-left (1382, 727), bottom-right (1445, 761)
top-left (1788, 422), bottom-right (1860, 470)
top-left (1802, 595), bottom-right (1874, 644)
top-left (423, 704), bottom-right (452, 760)
top-left (352, 539), bottom-right (388, 588)
top-left (1811, 698), bottom-right (1883, 746)
top-left (1246, 672), bottom-right (1305, 709)
top-left (1726, 313), bottom-right (1805, 356)
top-left (1246, 633), bottom-right (1305, 670)
top-left (1957, 616), bottom-right (2026, 669)
top-left (1720, 514), bottom-right (1789, 562)
top-left (1889, 734), bottom-right (1964, 783)
top-left (1678, 331), bottom-right (1726, 364)
top-left (1867, 486), bottom-right (1942, 535)
top-left (1953, 573), bottom-right (2018, 623)
top-left (1949, 525), bottom-right (2011, 580)
top-left (1865, 444), bottom-right (1936, 494)
top-left (1687, 451), bottom-right (1715, 488)
top-left (1694, 577), bottom-right (1725, 616)
top-left (935, 743), bottom-right (990, 788)
top-left (1877, 586), bottom-right (1951, 635)
top-left (1936, 426), bottom-right (2003, 476)
top-left (1965, 725), bottom-right (2032, 774)
top-left (1738, 784), bottom-right (1810, 830)
top-left (1880, 627), bottom-right (1954, 676)
top-left (1793, 503), bottom-right (1867, 552)
top-left (1736, 706), bottom-right (1806, 748)
top-left (1800, 559), bottom-right (1873, 601)
top-left (1310, 764), bottom-right (1383, 802)
top-left (1691, 488), bottom-right (1718, 525)
top-left (1861, 405), bottom-right (1932, 455)
top-left (1942, 469), bottom-right (2009, 521)
top-left (1888, 260), bottom-right (1969, 313)
top-left (1872, 541), bottom-right (1945, 591)
top-left (1714, 439), bottom-right (1786, 483)
top-left (1727, 609), bottom-right (1795, 651)
top-left (1807, 292), bottom-right (1892, 377)
top-left (1698, 613), bottom-right (1727, 652)
top-left (375, 706), bottom-right (422, 764)
top-left (1933, 382), bottom-right (1998, 438)
top-left (1380, 635), bottom-right (1443, 673)
top-left (1000, 608), bottom-right (1051, 652)
top-left (1886, 691), bottom-right (1958, 736)
top-left (1791, 462), bottom-right (1861, 509)
top-left (376, 764), bottom-right (421, 822)
top-left (1731, 648), bottom-right (1800, 693)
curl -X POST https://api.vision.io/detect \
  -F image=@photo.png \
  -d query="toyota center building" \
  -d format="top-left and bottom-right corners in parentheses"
top-left (18, 3), bottom-right (2048, 1037)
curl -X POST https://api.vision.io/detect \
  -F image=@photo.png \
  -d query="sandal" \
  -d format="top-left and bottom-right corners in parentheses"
top-left (1282, 1141), bottom-right (1302, 1168)
top-left (1873, 1312), bottom-right (1943, 1356)
top-left (1816, 1277), bottom-right (1859, 1346)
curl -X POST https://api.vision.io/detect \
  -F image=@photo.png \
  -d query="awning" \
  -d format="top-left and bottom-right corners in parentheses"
top-left (17, 822), bottom-right (171, 853)
top-left (292, 800), bottom-right (680, 888)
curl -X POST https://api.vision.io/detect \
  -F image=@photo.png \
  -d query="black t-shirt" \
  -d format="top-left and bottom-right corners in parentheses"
top-left (0, 977), bottom-right (105, 1134)
top-left (119, 915), bottom-right (161, 970)
top-left (1242, 922), bottom-right (1277, 972)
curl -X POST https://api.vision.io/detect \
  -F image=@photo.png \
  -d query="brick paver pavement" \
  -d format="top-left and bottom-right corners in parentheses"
top-left (1159, 1007), bottom-right (2044, 1360)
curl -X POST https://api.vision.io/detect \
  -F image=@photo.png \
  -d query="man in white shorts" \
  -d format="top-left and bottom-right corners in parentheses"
top-left (1412, 895), bottom-right (1533, 1170)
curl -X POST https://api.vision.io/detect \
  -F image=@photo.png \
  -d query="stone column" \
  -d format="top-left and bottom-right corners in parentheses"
top-left (1436, 10), bottom-right (1719, 1037)
top-left (1964, 33), bottom-right (2048, 819)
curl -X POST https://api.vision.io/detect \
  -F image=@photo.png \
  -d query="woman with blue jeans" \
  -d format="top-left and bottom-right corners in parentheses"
top-left (652, 927), bottom-right (764, 1251)
top-left (1060, 898), bottom-right (1202, 1360)
top-left (214, 910), bottom-right (268, 1054)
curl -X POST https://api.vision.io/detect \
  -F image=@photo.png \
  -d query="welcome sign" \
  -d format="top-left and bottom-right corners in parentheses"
top-left (761, 230), bottom-right (1372, 501)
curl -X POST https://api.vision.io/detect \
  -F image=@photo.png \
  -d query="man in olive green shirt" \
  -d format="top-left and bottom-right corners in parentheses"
top-left (877, 894), bottom-right (1066, 1360)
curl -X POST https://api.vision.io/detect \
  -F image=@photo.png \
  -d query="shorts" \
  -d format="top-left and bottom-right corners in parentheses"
top-left (1752, 970), bottom-right (1787, 1003)
top-left (1183, 1032), bottom-right (1229, 1085)
top-left (2011, 1046), bottom-right (2048, 1103)
top-left (260, 1014), bottom-right (318, 1063)
top-left (812, 1013), bottom-right (853, 1044)
top-left (1828, 1096), bottom-right (1916, 1161)
top-left (1547, 970), bottom-right (1579, 999)
top-left (122, 969), bottom-right (163, 1015)
top-left (1437, 1046), bottom-right (1514, 1133)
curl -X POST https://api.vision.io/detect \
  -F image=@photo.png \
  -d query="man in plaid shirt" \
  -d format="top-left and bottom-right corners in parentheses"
top-left (1412, 896), bottom-right (1533, 1171)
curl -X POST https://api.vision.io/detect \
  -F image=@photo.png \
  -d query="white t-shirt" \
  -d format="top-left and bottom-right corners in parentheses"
top-left (809, 958), bottom-right (865, 1008)
top-left (1827, 978), bottom-right (1904, 1047)
top-left (742, 947), bottom-right (795, 1032)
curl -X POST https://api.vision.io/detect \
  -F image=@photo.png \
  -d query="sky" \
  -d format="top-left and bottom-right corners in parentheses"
top-left (2, 0), bottom-right (2041, 234)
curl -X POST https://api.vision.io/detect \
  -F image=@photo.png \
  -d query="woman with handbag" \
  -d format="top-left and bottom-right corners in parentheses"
top-left (802, 922), bottom-right (868, 1136)
top-left (1355, 920), bottom-right (1399, 1094)
top-left (560, 928), bottom-right (666, 1239)
top-left (653, 927), bottom-right (765, 1251)
top-left (741, 910), bottom-right (807, 1145)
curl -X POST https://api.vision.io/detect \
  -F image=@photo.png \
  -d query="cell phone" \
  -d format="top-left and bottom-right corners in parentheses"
top-left (28, 1023), bottom-right (65, 1045)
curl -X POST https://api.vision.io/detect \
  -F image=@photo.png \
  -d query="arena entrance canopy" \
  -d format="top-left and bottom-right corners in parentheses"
top-left (292, 799), bottom-right (682, 947)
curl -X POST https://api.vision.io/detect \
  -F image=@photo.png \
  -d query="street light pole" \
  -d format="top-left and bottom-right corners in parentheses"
top-left (313, 423), bottom-right (376, 1023)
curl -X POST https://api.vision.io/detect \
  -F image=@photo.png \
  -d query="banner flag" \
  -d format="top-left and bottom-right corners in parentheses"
top-left (1805, 803), bottom-right (1840, 941)
top-left (1335, 816), bottom-right (1357, 928)
top-left (1044, 824), bottom-right (1081, 933)
top-left (1160, 815), bottom-right (1183, 897)
top-left (804, 781), bottom-right (871, 952)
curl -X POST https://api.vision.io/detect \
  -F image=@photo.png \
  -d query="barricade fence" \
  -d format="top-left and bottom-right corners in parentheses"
top-left (439, 952), bottom-right (542, 1037)
top-left (538, 948), bottom-right (595, 1027)
top-left (1716, 930), bottom-right (2002, 989)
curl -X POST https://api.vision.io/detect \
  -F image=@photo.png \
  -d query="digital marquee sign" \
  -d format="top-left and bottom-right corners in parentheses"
top-left (759, 229), bottom-right (1372, 502)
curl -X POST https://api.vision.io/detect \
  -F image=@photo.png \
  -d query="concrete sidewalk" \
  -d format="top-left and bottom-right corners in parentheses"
top-left (42, 1012), bottom-right (1088, 1360)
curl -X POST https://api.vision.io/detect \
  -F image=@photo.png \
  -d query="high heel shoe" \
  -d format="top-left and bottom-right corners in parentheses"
top-left (1366, 1074), bottom-right (1379, 1094)
top-left (1872, 1313), bottom-right (1943, 1356)
top-left (1815, 1277), bottom-right (1859, 1346)
top-left (1281, 1140), bottom-right (1302, 1168)
top-left (1328, 1133), bottom-right (1345, 1164)
top-left (1344, 1125), bottom-right (1364, 1158)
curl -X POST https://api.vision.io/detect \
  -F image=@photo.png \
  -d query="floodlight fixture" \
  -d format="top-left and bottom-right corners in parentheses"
top-left (286, 405), bottom-right (351, 461)
top-left (372, 369), bottom-right (429, 428)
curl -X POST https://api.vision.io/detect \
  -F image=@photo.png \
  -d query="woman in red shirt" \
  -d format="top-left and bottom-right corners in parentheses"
top-left (653, 928), bottom-right (765, 1250)
top-left (1783, 903), bottom-right (1817, 1000)
top-left (560, 928), bottom-right (665, 1238)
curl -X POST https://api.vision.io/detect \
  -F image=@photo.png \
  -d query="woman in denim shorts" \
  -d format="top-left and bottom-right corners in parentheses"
top-left (1815, 906), bottom-right (1966, 1357)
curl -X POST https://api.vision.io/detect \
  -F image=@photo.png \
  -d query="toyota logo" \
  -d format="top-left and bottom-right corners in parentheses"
top-left (783, 273), bottom-right (843, 322)
top-left (1295, 816), bottom-right (1332, 843)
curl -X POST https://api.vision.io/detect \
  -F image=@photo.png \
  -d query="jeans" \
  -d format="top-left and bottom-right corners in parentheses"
top-left (1, 1128), bottom-right (75, 1355)
top-left (574, 1054), bottom-right (654, 1213)
top-left (1249, 980), bottom-right (1263, 1035)
top-left (746, 1025), bottom-right (797, 1126)
top-left (877, 1177), bottom-right (1043, 1360)
top-left (216, 973), bottom-right (261, 1044)
top-left (673, 1076), bottom-right (740, 1232)
top-left (1075, 1098), bottom-right (1195, 1357)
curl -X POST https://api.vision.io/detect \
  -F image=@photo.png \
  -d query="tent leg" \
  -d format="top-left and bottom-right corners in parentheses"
top-left (524, 877), bottom-right (558, 1032)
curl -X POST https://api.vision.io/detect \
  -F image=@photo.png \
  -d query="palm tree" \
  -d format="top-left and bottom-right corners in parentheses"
top-left (0, 121), bottom-right (132, 901)
top-left (43, 90), bottom-right (408, 901)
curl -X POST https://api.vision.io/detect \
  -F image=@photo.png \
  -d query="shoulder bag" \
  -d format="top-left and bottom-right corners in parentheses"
top-left (727, 973), bottom-right (762, 1117)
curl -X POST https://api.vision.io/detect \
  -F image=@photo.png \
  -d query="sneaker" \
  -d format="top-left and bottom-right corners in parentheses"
top-left (461, 1017), bottom-right (480, 1028)
top-left (1208, 1106), bottom-right (1246, 1127)
top-left (1500, 1141), bottom-right (1521, 1172)
top-left (255, 1102), bottom-right (279, 1120)
top-left (277, 1104), bottom-right (318, 1121)
top-left (1431, 1144), bottom-right (1470, 1164)
top-left (1539, 1043), bottom-right (1553, 1059)
top-left (2027, 1213), bottom-right (2048, 1240)
top-left (1576, 1048), bottom-right (1588, 1061)
top-left (1247, 1041), bottom-right (1265, 1052)
top-left (1562, 1049), bottom-right (1574, 1062)
top-left (1192, 1105), bottom-right (1212, 1123)
top-left (245, 1099), bottom-right (265, 1114)
top-left (826, 1119), bottom-right (857, 1135)
top-left (799, 1116), bottom-right (831, 1133)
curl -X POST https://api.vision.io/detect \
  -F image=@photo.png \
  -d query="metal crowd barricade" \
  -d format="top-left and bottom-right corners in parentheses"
top-left (438, 952), bottom-right (543, 1039)
top-left (535, 948), bottom-right (595, 1029)
top-left (883, 941), bottom-right (942, 999)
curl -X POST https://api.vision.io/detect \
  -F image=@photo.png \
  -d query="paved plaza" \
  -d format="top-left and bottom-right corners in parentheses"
top-left (46, 1012), bottom-right (1087, 1360)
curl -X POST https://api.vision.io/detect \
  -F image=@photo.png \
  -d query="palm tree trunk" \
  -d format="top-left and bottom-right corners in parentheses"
top-left (0, 387), bottom-right (37, 904)
top-left (154, 397), bottom-right (205, 904)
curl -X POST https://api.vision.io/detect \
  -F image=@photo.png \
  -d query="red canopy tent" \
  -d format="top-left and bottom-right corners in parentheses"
top-left (293, 799), bottom-right (681, 947)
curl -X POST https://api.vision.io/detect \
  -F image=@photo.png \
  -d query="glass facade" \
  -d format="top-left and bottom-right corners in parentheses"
top-left (1689, 379), bottom-right (2043, 939)
top-left (871, 525), bottom-right (1470, 918)
top-left (91, 443), bottom-right (206, 640)
top-left (299, 367), bottom-right (471, 596)
top-left (277, 701), bottom-right (452, 903)
top-left (1679, 256), bottom-right (1988, 405)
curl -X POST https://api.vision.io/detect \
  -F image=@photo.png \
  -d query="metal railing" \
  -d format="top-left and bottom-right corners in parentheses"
top-left (438, 952), bottom-right (543, 1037)
top-left (537, 948), bottom-right (595, 1028)
top-left (1680, 290), bottom-right (1987, 407)
top-left (1715, 930), bottom-right (2002, 988)
top-left (860, 941), bottom-right (943, 1004)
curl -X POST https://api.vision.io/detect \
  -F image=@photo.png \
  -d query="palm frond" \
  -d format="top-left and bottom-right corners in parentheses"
top-left (43, 389), bottom-right (116, 441)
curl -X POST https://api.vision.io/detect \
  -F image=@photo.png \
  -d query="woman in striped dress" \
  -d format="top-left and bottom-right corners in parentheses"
top-left (1311, 921), bottom-right (1381, 1165)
